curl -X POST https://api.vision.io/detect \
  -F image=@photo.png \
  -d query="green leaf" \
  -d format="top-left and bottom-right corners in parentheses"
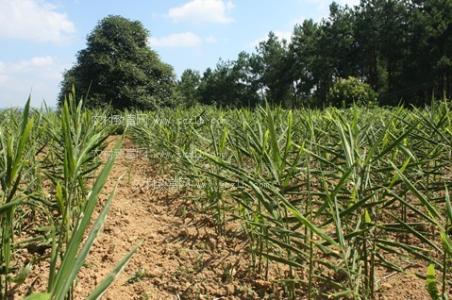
top-left (0, 199), bottom-right (22, 214)
top-left (24, 293), bottom-right (51, 300)
top-left (51, 142), bottom-right (120, 299)
top-left (426, 264), bottom-right (440, 300)
top-left (364, 209), bottom-right (372, 225)
top-left (9, 263), bottom-right (32, 284)
top-left (390, 161), bottom-right (442, 224)
top-left (440, 232), bottom-right (452, 255)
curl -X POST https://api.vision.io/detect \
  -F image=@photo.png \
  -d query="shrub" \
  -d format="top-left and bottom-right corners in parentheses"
top-left (327, 76), bottom-right (377, 108)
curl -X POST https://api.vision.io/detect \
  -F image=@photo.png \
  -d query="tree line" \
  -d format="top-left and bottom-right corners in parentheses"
top-left (60, 0), bottom-right (451, 110)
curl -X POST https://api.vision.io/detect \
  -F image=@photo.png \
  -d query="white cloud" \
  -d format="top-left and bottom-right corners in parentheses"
top-left (10, 56), bottom-right (55, 72)
top-left (150, 32), bottom-right (215, 48)
top-left (0, 0), bottom-right (75, 43)
top-left (168, 0), bottom-right (234, 24)
top-left (0, 56), bottom-right (68, 107)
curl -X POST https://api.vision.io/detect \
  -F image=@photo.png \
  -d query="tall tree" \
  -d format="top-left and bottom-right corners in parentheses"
top-left (254, 32), bottom-right (294, 106)
top-left (198, 54), bottom-right (260, 107)
top-left (403, 0), bottom-right (452, 103)
top-left (354, 0), bottom-right (386, 94)
top-left (289, 3), bottom-right (358, 107)
top-left (176, 69), bottom-right (202, 107)
top-left (289, 20), bottom-right (320, 104)
top-left (59, 15), bottom-right (175, 110)
top-left (315, 3), bottom-right (357, 105)
top-left (184, 0), bottom-right (451, 108)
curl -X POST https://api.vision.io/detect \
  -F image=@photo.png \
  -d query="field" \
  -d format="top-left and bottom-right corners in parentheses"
top-left (1, 98), bottom-right (452, 299)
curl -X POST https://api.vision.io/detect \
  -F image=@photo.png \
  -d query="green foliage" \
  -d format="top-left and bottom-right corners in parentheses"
top-left (130, 101), bottom-right (452, 299)
top-left (185, 0), bottom-right (452, 108)
top-left (254, 32), bottom-right (293, 106)
top-left (59, 0), bottom-right (451, 110)
top-left (0, 98), bottom-right (33, 298)
top-left (198, 53), bottom-right (261, 107)
top-left (327, 76), bottom-right (377, 107)
top-left (0, 97), bottom-right (137, 299)
top-left (426, 264), bottom-right (441, 300)
top-left (59, 15), bottom-right (175, 110)
top-left (2, 98), bottom-right (452, 299)
top-left (289, 20), bottom-right (320, 104)
top-left (24, 293), bottom-right (51, 300)
top-left (176, 69), bottom-right (202, 107)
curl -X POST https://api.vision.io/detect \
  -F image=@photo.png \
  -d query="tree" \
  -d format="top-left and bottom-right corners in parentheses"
top-left (313, 3), bottom-right (357, 106)
top-left (354, 0), bottom-right (451, 105)
top-left (354, 0), bottom-right (387, 94)
top-left (288, 20), bottom-right (320, 105)
top-left (288, 3), bottom-right (358, 107)
top-left (401, 0), bottom-right (452, 104)
top-left (59, 15), bottom-right (175, 110)
top-left (198, 53), bottom-right (260, 107)
top-left (174, 0), bottom-right (451, 109)
top-left (176, 69), bottom-right (202, 107)
top-left (254, 32), bottom-right (294, 106)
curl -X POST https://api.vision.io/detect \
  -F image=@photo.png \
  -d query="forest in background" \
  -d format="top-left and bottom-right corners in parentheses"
top-left (178, 0), bottom-right (451, 108)
top-left (60, 0), bottom-right (451, 110)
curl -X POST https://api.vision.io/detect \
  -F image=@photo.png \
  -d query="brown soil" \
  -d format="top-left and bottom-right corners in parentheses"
top-left (73, 137), bottom-right (270, 299)
top-left (14, 136), bottom-right (436, 300)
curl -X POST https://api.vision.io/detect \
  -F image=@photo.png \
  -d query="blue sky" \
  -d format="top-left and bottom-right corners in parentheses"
top-left (0, 0), bottom-right (358, 108)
